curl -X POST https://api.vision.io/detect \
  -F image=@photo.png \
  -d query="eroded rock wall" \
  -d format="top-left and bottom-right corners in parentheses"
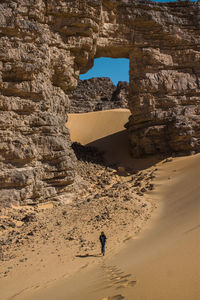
top-left (0, 0), bottom-right (102, 206)
top-left (126, 2), bottom-right (200, 156)
top-left (128, 47), bottom-right (200, 157)
top-left (0, 0), bottom-right (200, 206)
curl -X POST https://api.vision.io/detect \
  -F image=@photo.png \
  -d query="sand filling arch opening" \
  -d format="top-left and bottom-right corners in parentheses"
top-left (67, 58), bottom-right (135, 168)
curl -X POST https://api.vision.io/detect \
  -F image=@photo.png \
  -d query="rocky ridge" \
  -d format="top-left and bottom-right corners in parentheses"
top-left (69, 78), bottom-right (129, 113)
top-left (0, 0), bottom-right (200, 206)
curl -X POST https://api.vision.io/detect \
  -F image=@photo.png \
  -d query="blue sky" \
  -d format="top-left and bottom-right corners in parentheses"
top-left (80, 58), bottom-right (129, 86)
top-left (80, 0), bottom-right (197, 85)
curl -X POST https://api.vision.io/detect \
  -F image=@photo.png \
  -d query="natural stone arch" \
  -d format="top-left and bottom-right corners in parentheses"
top-left (95, 0), bottom-right (200, 157)
top-left (0, 0), bottom-right (200, 206)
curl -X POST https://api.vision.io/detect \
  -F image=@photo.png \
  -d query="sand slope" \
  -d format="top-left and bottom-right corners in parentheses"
top-left (18, 154), bottom-right (200, 300)
top-left (68, 109), bottom-right (161, 169)
top-left (110, 154), bottom-right (200, 300)
top-left (14, 109), bottom-right (200, 300)
top-left (67, 109), bottom-right (131, 145)
top-left (15, 157), bottom-right (200, 300)
top-left (2, 110), bottom-right (200, 300)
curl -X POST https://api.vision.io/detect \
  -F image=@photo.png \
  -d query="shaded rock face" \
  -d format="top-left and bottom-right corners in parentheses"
top-left (0, 0), bottom-right (200, 206)
top-left (69, 78), bottom-right (129, 113)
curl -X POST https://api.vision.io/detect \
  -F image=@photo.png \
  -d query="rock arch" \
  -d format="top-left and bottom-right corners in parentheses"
top-left (0, 0), bottom-right (200, 206)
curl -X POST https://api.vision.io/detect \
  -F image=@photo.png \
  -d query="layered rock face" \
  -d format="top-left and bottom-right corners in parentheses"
top-left (0, 0), bottom-right (82, 206)
top-left (69, 78), bottom-right (128, 113)
top-left (0, 0), bottom-right (200, 206)
top-left (127, 10), bottom-right (200, 157)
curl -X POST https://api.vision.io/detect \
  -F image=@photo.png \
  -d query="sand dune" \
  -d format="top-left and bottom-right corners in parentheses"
top-left (110, 154), bottom-right (200, 300)
top-left (67, 108), bottom-right (131, 145)
top-left (3, 109), bottom-right (200, 300)
top-left (14, 109), bottom-right (200, 300)
top-left (16, 154), bottom-right (200, 300)
top-left (68, 109), bottom-right (161, 169)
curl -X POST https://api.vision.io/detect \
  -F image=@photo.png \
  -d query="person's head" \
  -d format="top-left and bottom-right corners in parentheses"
top-left (101, 231), bottom-right (104, 235)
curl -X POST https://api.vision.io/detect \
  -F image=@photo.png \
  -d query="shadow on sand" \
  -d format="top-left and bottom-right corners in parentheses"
top-left (87, 130), bottom-right (164, 171)
top-left (76, 254), bottom-right (102, 258)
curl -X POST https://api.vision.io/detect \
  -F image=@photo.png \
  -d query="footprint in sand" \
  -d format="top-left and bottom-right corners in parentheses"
top-left (100, 264), bottom-right (137, 291)
top-left (127, 280), bottom-right (137, 287)
top-left (102, 295), bottom-right (125, 300)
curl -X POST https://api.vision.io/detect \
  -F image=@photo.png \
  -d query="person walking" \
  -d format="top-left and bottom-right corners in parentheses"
top-left (99, 232), bottom-right (107, 256)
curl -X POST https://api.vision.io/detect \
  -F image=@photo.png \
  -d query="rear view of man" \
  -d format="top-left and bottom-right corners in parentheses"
top-left (99, 232), bottom-right (107, 256)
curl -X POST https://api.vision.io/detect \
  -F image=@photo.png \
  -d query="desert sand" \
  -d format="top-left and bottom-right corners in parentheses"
top-left (0, 109), bottom-right (200, 300)
top-left (68, 109), bottom-right (131, 145)
top-left (68, 109), bottom-right (160, 169)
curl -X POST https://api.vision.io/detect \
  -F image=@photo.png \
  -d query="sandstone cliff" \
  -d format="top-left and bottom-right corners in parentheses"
top-left (0, 0), bottom-right (200, 206)
top-left (69, 78), bottom-right (128, 113)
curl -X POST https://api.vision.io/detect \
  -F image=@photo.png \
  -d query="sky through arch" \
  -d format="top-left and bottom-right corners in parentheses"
top-left (79, 58), bottom-right (129, 86)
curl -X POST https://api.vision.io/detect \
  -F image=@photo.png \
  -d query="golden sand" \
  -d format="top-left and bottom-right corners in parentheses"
top-left (1, 109), bottom-right (199, 300)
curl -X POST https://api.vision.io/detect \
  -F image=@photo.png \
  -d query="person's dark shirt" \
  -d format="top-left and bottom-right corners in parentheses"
top-left (99, 234), bottom-right (106, 245)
